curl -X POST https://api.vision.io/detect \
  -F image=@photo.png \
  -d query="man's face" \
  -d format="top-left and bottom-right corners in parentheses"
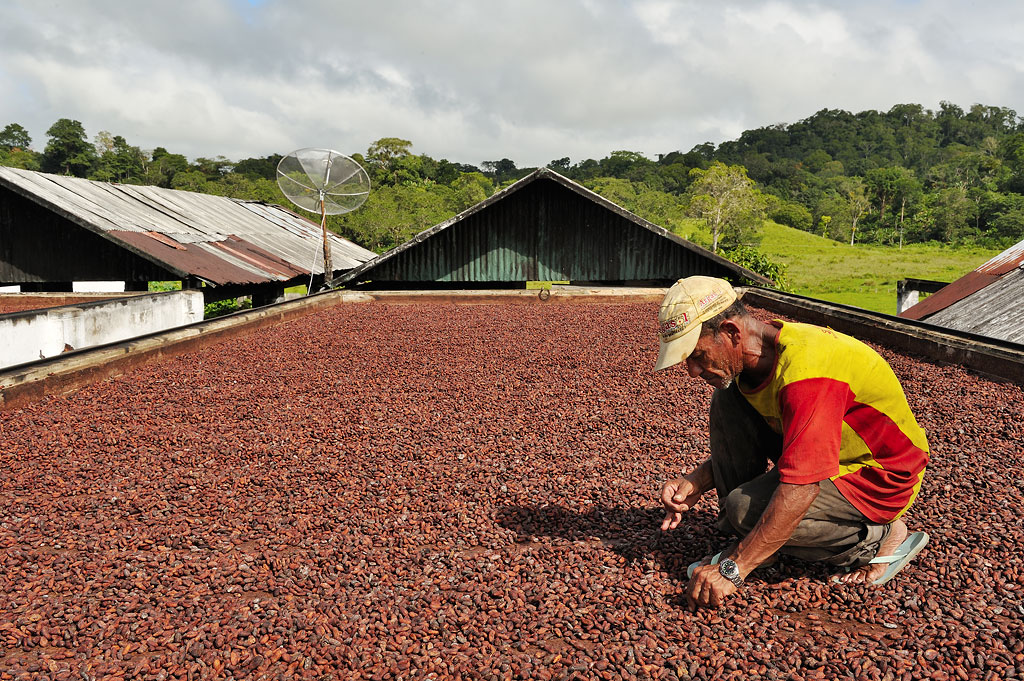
top-left (684, 331), bottom-right (740, 389)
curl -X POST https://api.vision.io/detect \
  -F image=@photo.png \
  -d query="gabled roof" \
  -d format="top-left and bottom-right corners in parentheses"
top-left (899, 237), bottom-right (1024, 342)
top-left (339, 167), bottom-right (771, 286)
top-left (0, 167), bottom-right (376, 286)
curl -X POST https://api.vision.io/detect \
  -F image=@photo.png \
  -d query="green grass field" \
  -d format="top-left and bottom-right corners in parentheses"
top-left (756, 222), bottom-right (1000, 314)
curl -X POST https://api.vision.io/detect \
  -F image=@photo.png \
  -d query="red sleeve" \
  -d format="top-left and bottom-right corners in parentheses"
top-left (775, 377), bottom-right (853, 484)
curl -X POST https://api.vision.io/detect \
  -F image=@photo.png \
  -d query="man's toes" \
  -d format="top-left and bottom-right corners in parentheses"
top-left (834, 567), bottom-right (872, 584)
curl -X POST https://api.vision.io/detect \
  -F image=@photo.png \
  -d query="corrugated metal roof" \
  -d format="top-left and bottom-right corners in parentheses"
top-left (920, 266), bottom-right (1024, 343)
top-left (978, 239), bottom-right (1024, 274)
top-left (339, 167), bottom-right (772, 286)
top-left (897, 270), bottom-right (997, 320)
top-left (900, 236), bottom-right (1024, 323)
top-left (0, 167), bottom-right (375, 286)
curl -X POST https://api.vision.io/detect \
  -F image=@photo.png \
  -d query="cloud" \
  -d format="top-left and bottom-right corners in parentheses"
top-left (1, 0), bottom-right (1023, 168)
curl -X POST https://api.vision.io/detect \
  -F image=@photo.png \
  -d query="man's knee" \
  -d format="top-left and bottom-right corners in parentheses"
top-left (720, 487), bottom-right (760, 535)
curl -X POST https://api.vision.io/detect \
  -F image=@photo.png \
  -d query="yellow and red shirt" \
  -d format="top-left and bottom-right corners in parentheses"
top-left (740, 321), bottom-right (929, 524)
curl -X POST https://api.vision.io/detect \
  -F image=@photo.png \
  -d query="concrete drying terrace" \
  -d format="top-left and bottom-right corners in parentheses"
top-left (1, 301), bottom-right (1022, 680)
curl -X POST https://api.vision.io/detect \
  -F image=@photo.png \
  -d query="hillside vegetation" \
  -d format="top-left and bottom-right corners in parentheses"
top-left (757, 222), bottom-right (998, 313)
top-left (2, 102), bottom-right (1022, 310)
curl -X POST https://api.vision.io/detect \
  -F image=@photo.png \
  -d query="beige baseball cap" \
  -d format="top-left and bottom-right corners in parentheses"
top-left (655, 276), bottom-right (738, 371)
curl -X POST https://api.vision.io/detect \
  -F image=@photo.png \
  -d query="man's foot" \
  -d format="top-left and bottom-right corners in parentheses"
top-left (832, 519), bottom-right (907, 585)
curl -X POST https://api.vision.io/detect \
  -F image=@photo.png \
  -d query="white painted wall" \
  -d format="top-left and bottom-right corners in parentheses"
top-left (897, 289), bottom-right (920, 314)
top-left (72, 281), bottom-right (127, 292)
top-left (0, 291), bottom-right (204, 370)
top-left (1, 282), bottom-right (133, 292)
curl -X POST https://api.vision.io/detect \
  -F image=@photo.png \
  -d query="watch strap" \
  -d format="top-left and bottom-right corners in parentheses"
top-left (719, 558), bottom-right (744, 587)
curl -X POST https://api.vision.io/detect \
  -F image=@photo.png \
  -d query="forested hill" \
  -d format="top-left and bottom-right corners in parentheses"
top-left (2, 102), bottom-right (1023, 262)
top-left (694, 102), bottom-right (1024, 247)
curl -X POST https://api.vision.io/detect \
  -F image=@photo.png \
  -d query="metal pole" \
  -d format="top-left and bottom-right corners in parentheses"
top-left (320, 198), bottom-right (332, 290)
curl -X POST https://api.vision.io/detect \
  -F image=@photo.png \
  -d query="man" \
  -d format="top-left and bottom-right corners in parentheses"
top-left (655, 276), bottom-right (929, 610)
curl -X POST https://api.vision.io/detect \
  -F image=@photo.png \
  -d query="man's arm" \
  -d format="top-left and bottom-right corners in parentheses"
top-left (660, 459), bottom-right (715, 531)
top-left (686, 481), bottom-right (819, 610)
top-left (731, 481), bottom-right (819, 577)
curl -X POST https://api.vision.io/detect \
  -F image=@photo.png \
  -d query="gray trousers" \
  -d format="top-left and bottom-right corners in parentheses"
top-left (709, 385), bottom-right (888, 568)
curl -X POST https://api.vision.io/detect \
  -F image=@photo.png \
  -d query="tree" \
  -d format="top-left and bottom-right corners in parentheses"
top-left (367, 137), bottom-right (413, 184)
top-left (818, 215), bottom-right (832, 238)
top-left (233, 154), bottom-right (283, 180)
top-left (767, 199), bottom-right (813, 231)
top-left (685, 162), bottom-right (767, 252)
top-left (91, 133), bottom-right (145, 183)
top-left (825, 176), bottom-right (871, 245)
top-left (193, 156), bottom-right (232, 177)
top-left (0, 147), bottom-right (41, 170)
top-left (931, 186), bottom-right (976, 242)
top-left (0, 123), bottom-right (31, 151)
top-left (864, 167), bottom-right (902, 229)
top-left (846, 182), bottom-right (871, 246)
top-left (600, 150), bottom-right (651, 179)
top-left (585, 177), bottom-right (689, 235)
top-left (450, 172), bottom-right (493, 211)
top-left (41, 118), bottom-right (96, 176)
top-left (548, 157), bottom-right (570, 172)
top-left (977, 191), bottom-right (1024, 243)
top-left (335, 184), bottom-right (453, 252)
top-left (890, 169), bottom-right (923, 248)
top-left (1000, 132), bottom-right (1024, 193)
top-left (431, 159), bottom-right (462, 185)
top-left (481, 158), bottom-right (518, 184)
top-left (586, 177), bottom-right (638, 209)
top-left (170, 170), bottom-right (210, 193)
top-left (145, 147), bottom-right (189, 187)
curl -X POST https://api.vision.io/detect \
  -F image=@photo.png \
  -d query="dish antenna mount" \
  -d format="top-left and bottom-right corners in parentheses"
top-left (276, 148), bottom-right (370, 291)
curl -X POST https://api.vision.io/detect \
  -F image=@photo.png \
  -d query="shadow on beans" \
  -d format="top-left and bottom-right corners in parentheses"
top-left (495, 503), bottom-right (739, 583)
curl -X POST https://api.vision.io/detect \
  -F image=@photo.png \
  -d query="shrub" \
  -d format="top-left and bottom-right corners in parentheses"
top-left (767, 202), bottom-right (813, 232)
top-left (722, 245), bottom-right (790, 290)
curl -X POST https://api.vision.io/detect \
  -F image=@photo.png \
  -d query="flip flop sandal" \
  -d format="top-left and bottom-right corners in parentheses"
top-left (831, 531), bottom-right (930, 585)
top-left (687, 551), bottom-right (723, 579)
top-left (868, 531), bottom-right (929, 585)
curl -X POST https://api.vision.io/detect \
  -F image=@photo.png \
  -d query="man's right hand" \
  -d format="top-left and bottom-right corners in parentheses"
top-left (660, 476), bottom-right (703, 531)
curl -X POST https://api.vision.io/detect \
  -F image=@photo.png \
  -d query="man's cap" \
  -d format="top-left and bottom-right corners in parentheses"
top-left (655, 276), bottom-right (738, 371)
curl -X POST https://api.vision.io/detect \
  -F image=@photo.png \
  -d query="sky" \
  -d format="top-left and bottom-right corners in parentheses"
top-left (3, 0), bottom-right (1024, 169)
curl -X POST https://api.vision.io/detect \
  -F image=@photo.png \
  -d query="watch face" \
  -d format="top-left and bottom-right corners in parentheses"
top-left (719, 558), bottom-right (742, 585)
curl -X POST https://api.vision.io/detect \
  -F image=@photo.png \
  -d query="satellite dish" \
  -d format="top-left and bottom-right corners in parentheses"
top-left (276, 148), bottom-right (370, 291)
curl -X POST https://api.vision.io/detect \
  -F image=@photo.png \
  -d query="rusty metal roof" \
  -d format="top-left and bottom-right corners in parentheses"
top-left (339, 167), bottom-right (772, 287)
top-left (899, 237), bottom-right (1024, 343)
top-left (915, 266), bottom-right (1024, 343)
top-left (0, 167), bottom-right (375, 286)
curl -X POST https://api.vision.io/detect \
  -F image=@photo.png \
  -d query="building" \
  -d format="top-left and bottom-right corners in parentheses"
top-left (340, 168), bottom-right (771, 289)
top-left (0, 167), bottom-right (375, 305)
top-left (898, 238), bottom-right (1024, 343)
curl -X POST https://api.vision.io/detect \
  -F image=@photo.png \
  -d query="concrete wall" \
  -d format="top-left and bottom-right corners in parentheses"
top-left (0, 292), bottom-right (145, 316)
top-left (0, 290), bottom-right (204, 370)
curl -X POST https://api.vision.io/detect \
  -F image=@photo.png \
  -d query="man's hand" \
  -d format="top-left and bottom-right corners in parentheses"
top-left (685, 563), bottom-right (738, 610)
top-left (660, 477), bottom-right (703, 531)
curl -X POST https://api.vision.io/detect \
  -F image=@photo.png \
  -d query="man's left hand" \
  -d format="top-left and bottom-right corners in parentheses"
top-left (685, 564), bottom-right (738, 610)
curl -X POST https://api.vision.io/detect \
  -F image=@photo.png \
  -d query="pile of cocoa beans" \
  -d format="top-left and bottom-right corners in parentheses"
top-left (1, 302), bottom-right (1021, 680)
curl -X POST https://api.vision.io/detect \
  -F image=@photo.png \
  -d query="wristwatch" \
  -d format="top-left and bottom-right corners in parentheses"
top-left (718, 558), bottom-right (744, 587)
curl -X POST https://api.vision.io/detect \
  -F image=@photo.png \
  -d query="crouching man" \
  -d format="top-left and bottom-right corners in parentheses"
top-left (654, 276), bottom-right (929, 610)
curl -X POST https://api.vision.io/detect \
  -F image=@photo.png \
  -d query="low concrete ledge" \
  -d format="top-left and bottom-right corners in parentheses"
top-left (0, 291), bottom-right (147, 315)
top-left (742, 287), bottom-right (1024, 385)
top-left (349, 287), bottom-right (668, 304)
top-left (1, 290), bottom-right (204, 370)
top-left (0, 287), bottom-right (665, 410)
